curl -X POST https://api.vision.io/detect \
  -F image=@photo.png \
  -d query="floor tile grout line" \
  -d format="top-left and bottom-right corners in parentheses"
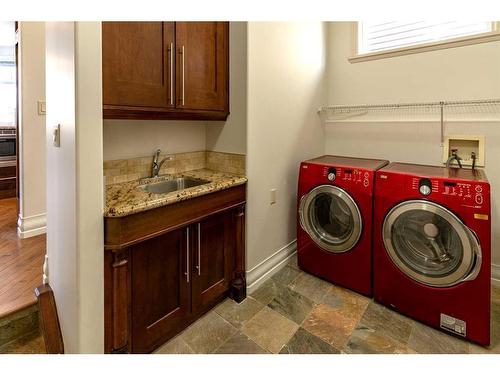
top-left (213, 296), bottom-right (267, 330)
top-left (265, 294), bottom-right (317, 327)
top-left (209, 330), bottom-right (238, 354)
top-left (231, 330), bottom-right (271, 354)
top-left (213, 305), bottom-right (274, 354)
top-left (210, 299), bottom-right (271, 354)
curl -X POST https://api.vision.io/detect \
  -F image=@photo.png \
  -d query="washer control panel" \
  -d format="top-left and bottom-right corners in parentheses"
top-left (322, 166), bottom-right (371, 189)
top-left (409, 177), bottom-right (487, 208)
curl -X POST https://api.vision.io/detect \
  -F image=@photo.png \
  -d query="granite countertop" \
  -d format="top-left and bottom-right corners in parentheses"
top-left (104, 169), bottom-right (247, 217)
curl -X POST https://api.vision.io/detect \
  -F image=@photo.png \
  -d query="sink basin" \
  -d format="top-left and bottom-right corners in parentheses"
top-left (140, 177), bottom-right (210, 194)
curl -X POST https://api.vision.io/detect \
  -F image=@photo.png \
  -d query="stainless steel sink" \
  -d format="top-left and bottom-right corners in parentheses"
top-left (139, 177), bottom-right (209, 194)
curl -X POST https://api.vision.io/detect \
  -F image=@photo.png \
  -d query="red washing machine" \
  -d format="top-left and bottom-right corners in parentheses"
top-left (374, 163), bottom-right (491, 346)
top-left (297, 155), bottom-right (389, 297)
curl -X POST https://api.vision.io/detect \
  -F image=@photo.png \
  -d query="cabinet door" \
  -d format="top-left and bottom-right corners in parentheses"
top-left (175, 22), bottom-right (229, 112)
top-left (131, 228), bottom-right (190, 353)
top-left (102, 22), bottom-right (175, 108)
top-left (191, 210), bottom-right (234, 313)
top-left (0, 166), bottom-right (16, 199)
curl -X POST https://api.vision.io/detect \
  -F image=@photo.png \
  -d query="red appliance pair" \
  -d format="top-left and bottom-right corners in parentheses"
top-left (297, 156), bottom-right (491, 346)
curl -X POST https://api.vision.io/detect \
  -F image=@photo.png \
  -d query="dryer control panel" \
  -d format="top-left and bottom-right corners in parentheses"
top-left (321, 166), bottom-right (372, 189)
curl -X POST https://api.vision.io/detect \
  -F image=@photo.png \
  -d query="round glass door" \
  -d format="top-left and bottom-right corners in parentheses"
top-left (383, 200), bottom-right (481, 287)
top-left (299, 185), bottom-right (362, 253)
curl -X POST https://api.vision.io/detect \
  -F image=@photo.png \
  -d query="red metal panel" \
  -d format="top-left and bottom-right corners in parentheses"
top-left (373, 162), bottom-right (491, 346)
top-left (296, 155), bottom-right (389, 297)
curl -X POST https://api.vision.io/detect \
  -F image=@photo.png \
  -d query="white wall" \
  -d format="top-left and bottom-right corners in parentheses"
top-left (325, 22), bottom-right (500, 279)
top-left (103, 120), bottom-right (206, 160)
top-left (17, 22), bottom-right (46, 238)
top-left (206, 22), bottom-right (247, 154)
top-left (246, 22), bottom-right (326, 279)
top-left (328, 22), bottom-right (500, 104)
top-left (45, 21), bottom-right (104, 353)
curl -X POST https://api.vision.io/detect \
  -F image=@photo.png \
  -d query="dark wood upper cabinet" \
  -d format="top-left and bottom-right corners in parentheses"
top-left (131, 228), bottom-right (190, 353)
top-left (102, 22), bottom-right (174, 109)
top-left (175, 22), bottom-right (228, 112)
top-left (102, 21), bottom-right (229, 121)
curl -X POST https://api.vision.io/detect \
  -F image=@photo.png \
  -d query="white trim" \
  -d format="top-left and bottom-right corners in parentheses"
top-left (492, 264), bottom-right (500, 288)
top-left (246, 240), bottom-right (297, 294)
top-left (350, 23), bottom-right (500, 63)
top-left (17, 213), bottom-right (46, 239)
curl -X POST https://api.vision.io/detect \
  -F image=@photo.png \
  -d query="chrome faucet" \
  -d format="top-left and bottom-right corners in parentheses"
top-left (446, 149), bottom-right (463, 169)
top-left (151, 149), bottom-right (173, 178)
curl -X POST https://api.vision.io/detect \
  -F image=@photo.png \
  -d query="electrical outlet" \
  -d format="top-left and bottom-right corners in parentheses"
top-left (443, 135), bottom-right (485, 167)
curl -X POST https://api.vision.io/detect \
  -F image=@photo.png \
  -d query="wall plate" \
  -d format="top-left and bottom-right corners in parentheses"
top-left (38, 100), bottom-right (46, 115)
top-left (442, 135), bottom-right (485, 167)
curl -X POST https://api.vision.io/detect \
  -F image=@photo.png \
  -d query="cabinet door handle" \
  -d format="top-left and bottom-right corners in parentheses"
top-left (181, 45), bottom-right (185, 106)
top-left (169, 42), bottom-right (174, 106)
top-left (196, 223), bottom-right (201, 276)
top-left (185, 227), bottom-right (190, 283)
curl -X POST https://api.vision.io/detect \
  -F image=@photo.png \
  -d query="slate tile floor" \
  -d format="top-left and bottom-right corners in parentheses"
top-left (156, 254), bottom-right (500, 354)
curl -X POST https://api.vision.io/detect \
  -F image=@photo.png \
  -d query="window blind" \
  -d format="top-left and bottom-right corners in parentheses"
top-left (358, 21), bottom-right (493, 54)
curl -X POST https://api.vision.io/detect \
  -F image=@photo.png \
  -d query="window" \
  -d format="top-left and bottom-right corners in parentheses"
top-left (351, 21), bottom-right (500, 63)
top-left (0, 21), bottom-right (16, 127)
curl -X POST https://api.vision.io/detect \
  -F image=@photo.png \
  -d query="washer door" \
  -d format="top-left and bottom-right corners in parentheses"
top-left (383, 200), bottom-right (481, 287)
top-left (299, 185), bottom-right (362, 253)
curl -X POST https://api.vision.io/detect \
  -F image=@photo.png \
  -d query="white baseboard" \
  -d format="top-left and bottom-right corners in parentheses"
top-left (17, 213), bottom-right (46, 239)
top-left (492, 264), bottom-right (500, 288)
top-left (246, 240), bottom-right (297, 294)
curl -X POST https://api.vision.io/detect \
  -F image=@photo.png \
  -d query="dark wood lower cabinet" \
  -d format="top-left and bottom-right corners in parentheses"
top-left (104, 185), bottom-right (246, 353)
top-left (131, 228), bottom-right (189, 353)
top-left (191, 211), bottom-right (234, 315)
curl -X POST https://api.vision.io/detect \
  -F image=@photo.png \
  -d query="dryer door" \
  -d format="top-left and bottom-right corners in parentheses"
top-left (383, 200), bottom-right (481, 287)
top-left (299, 185), bottom-right (362, 253)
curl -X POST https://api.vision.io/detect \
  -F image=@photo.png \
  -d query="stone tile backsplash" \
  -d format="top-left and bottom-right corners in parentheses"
top-left (207, 151), bottom-right (246, 176)
top-left (104, 151), bottom-right (245, 185)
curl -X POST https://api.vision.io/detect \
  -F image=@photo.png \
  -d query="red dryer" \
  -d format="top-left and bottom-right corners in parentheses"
top-left (297, 155), bottom-right (389, 297)
top-left (374, 163), bottom-right (491, 345)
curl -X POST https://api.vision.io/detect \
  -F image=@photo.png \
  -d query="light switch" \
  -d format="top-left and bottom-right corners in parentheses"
top-left (53, 124), bottom-right (60, 147)
top-left (270, 188), bottom-right (277, 204)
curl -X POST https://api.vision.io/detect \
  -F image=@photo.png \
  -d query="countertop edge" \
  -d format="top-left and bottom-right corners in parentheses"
top-left (104, 176), bottom-right (247, 218)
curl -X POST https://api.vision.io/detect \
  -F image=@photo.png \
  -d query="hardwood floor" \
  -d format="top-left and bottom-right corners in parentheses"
top-left (0, 198), bottom-right (45, 318)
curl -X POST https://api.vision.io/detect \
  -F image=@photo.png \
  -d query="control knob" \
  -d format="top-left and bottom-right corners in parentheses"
top-left (327, 168), bottom-right (336, 181)
top-left (419, 178), bottom-right (432, 196)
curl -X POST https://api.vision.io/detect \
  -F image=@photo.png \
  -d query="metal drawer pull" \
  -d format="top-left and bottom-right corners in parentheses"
top-left (197, 223), bottom-right (201, 275)
top-left (169, 42), bottom-right (174, 105)
top-left (185, 227), bottom-right (190, 283)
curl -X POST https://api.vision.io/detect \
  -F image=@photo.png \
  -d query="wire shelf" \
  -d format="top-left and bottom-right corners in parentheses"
top-left (319, 99), bottom-right (500, 123)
